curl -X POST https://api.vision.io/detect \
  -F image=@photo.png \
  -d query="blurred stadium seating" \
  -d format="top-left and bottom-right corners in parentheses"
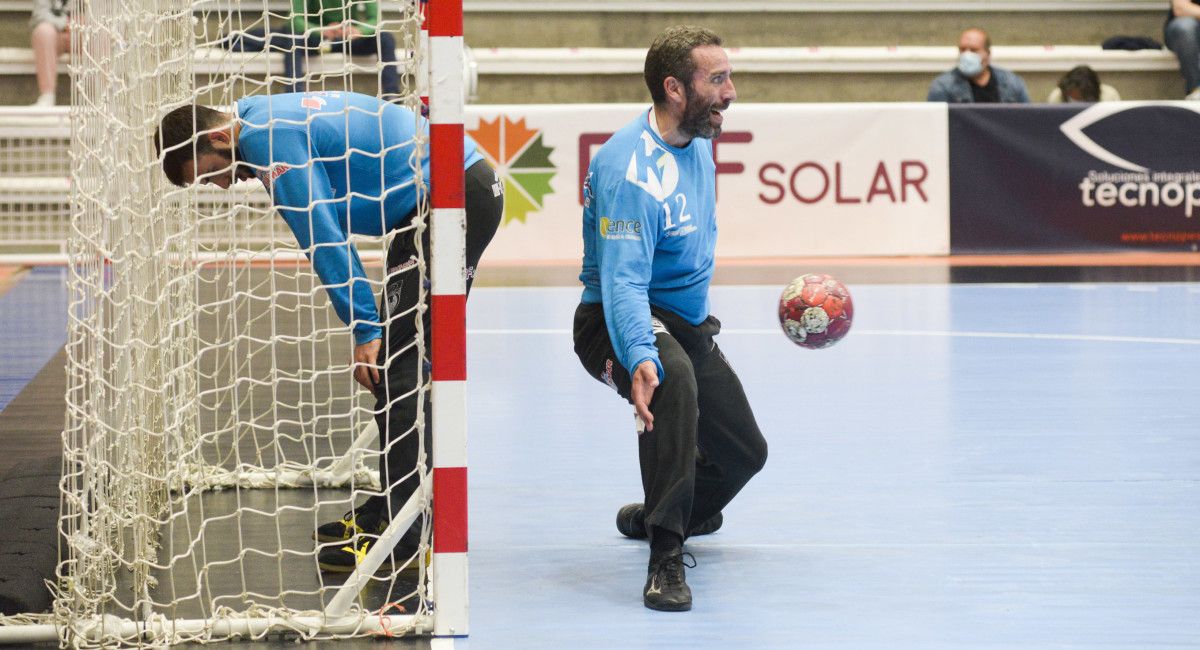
top-left (0, 0), bottom-right (1181, 104)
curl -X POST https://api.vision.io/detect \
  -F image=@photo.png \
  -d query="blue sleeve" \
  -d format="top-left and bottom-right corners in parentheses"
top-left (242, 128), bottom-right (382, 345)
top-left (595, 175), bottom-right (664, 381)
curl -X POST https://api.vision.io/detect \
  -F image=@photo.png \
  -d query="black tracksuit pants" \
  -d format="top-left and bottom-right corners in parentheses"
top-left (573, 302), bottom-right (768, 542)
top-left (368, 159), bottom-right (503, 533)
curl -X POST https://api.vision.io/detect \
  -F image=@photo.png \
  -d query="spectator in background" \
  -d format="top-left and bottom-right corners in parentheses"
top-left (1165, 0), bottom-right (1200, 99)
top-left (222, 0), bottom-right (400, 101)
top-left (927, 28), bottom-right (1030, 103)
top-left (30, 0), bottom-right (71, 107)
top-left (1046, 65), bottom-right (1122, 102)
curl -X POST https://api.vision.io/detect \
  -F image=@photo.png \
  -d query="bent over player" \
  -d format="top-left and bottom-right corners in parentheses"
top-left (573, 26), bottom-right (767, 611)
top-left (155, 91), bottom-right (503, 572)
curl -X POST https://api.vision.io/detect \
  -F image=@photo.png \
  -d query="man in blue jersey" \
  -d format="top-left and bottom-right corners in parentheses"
top-left (573, 26), bottom-right (767, 612)
top-left (155, 91), bottom-right (503, 574)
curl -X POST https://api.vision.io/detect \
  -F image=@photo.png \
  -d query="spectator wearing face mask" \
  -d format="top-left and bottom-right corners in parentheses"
top-left (1046, 65), bottom-right (1122, 103)
top-left (927, 28), bottom-right (1030, 103)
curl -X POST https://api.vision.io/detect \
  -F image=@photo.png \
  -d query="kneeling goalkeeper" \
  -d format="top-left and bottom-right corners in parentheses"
top-left (155, 91), bottom-right (503, 572)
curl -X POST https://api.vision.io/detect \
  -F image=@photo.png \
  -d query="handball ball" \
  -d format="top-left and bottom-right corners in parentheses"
top-left (778, 273), bottom-right (853, 349)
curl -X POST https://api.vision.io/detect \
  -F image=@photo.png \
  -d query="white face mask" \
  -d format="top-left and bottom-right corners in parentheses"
top-left (957, 51), bottom-right (984, 78)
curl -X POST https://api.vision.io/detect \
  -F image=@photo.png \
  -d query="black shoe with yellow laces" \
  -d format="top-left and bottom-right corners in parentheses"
top-left (313, 506), bottom-right (387, 543)
top-left (316, 535), bottom-right (429, 574)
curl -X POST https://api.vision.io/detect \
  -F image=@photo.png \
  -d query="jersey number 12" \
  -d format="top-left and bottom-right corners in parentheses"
top-left (662, 193), bottom-right (692, 230)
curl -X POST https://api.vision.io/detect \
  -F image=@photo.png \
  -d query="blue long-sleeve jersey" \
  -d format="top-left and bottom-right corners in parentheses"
top-left (235, 91), bottom-right (484, 344)
top-left (579, 109), bottom-right (717, 380)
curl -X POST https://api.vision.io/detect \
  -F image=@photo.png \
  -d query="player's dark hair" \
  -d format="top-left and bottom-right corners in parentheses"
top-left (644, 25), bottom-right (723, 106)
top-left (1058, 65), bottom-right (1101, 102)
top-left (155, 104), bottom-right (227, 187)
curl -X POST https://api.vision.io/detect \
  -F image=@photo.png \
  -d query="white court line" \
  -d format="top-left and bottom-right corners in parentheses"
top-left (468, 328), bottom-right (1200, 345)
top-left (469, 328), bottom-right (570, 334)
top-left (431, 638), bottom-right (456, 650)
top-left (965, 284), bottom-right (1161, 292)
top-left (844, 329), bottom-right (1200, 345)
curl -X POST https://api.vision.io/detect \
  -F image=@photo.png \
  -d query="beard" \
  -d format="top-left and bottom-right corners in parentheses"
top-left (225, 153), bottom-right (256, 183)
top-left (677, 84), bottom-right (729, 140)
top-left (234, 162), bottom-right (256, 182)
top-left (213, 149), bottom-right (255, 183)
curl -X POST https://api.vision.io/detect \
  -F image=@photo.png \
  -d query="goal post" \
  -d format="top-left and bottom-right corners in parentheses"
top-left (426, 0), bottom-right (470, 637)
top-left (0, 0), bottom-right (469, 646)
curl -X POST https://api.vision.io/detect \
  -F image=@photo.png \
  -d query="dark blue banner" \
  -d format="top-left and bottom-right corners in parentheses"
top-left (950, 103), bottom-right (1200, 253)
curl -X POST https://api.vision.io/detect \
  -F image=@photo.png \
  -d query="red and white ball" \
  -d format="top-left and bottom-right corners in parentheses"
top-left (778, 273), bottom-right (853, 349)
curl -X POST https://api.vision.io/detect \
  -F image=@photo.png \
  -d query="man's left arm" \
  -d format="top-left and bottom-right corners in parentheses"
top-left (1012, 71), bottom-right (1031, 103)
top-left (242, 128), bottom-right (384, 387)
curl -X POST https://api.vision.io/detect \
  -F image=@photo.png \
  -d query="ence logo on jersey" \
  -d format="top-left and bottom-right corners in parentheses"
top-left (599, 216), bottom-right (642, 240)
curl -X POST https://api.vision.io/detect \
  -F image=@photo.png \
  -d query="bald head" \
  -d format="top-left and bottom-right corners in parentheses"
top-left (959, 28), bottom-right (991, 53)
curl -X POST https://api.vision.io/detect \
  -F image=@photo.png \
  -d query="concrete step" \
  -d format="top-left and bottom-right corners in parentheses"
top-left (0, 1), bottom-right (1170, 49)
top-left (464, 4), bottom-right (1167, 49)
top-left (469, 45), bottom-right (1185, 102)
top-left (0, 44), bottom-right (1181, 105)
top-left (471, 67), bottom-right (1180, 103)
top-left (0, 0), bottom-right (1175, 104)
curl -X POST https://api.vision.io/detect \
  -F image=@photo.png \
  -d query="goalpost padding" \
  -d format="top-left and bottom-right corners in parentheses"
top-left (0, 0), bottom-right (469, 646)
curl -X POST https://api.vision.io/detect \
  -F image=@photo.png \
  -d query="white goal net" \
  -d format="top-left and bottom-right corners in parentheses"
top-left (0, 0), bottom-right (467, 646)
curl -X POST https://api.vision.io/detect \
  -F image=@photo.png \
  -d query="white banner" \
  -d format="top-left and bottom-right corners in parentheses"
top-left (465, 102), bottom-right (949, 262)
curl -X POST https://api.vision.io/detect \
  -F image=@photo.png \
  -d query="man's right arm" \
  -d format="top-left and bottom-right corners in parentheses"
top-left (241, 127), bottom-right (383, 346)
top-left (594, 175), bottom-right (663, 381)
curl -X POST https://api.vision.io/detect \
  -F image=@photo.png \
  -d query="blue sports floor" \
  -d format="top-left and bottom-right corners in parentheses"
top-left (0, 267), bottom-right (67, 411)
top-left (1, 271), bottom-right (1197, 648)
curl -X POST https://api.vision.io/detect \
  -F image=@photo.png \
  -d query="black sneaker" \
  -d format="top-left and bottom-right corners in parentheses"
top-left (316, 537), bottom-right (429, 574)
top-left (643, 551), bottom-right (695, 612)
top-left (314, 506), bottom-right (387, 543)
top-left (689, 512), bottom-right (723, 537)
top-left (615, 503), bottom-right (649, 539)
top-left (615, 503), bottom-right (724, 539)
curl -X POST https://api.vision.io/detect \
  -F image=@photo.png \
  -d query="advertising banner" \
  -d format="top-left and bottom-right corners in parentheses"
top-left (465, 103), bottom-right (951, 262)
top-left (949, 103), bottom-right (1200, 252)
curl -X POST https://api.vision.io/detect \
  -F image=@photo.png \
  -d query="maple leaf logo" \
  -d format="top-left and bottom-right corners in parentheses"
top-left (468, 116), bottom-right (556, 225)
